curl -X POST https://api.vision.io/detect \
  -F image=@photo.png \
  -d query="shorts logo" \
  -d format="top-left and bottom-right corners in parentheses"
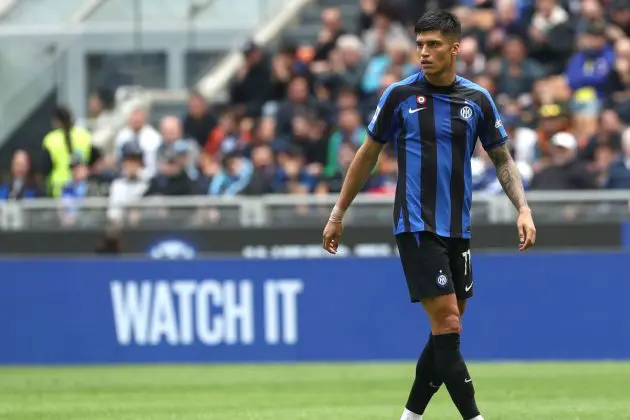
top-left (417, 95), bottom-right (426, 104)
top-left (460, 106), bottom-right (473, 120)
top-left (436, 271), bottom-right (448, 288)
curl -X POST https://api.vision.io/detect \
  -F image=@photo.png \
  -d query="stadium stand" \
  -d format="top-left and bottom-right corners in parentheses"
top-left (0, 0), bottom-right (629, 231)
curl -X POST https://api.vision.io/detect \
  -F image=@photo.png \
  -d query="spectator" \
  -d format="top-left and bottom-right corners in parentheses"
top-left (579, 109), bottom-right (623, 162)
top-left (361, 5), bottom-right (408, 58)
top-left (107, 142), bottom-right (149, 227)
top-left (42, 106), bottom-right (101, 197)
top-left (487, 0), bottom-right (529, 52)
top-left (529, 132), bottom-right (596, 190)
top-left (285, 114), bottom-right (328, 172)
top-left (59, 155), bottom-right (100, 227)
top-left (605, 127), bottom-right (630, 188)
top-left (575, 0), bottom-right (605, 37)
top-left (230, 40), bottom-right (272, 117)
top-left (274, 76), bottom-right (320, 138)
top-left (77, 90), bottom-right (117, 154)
top-left (532, 102), bottom-right (573, 164)
top-left (566, 22), bottom-right (616, 142)
top-left (114, 108), bottom-right (161, 179)
top-left (324, 108), bottom-right (367, 178)
top-left (362, 72), bottom-right (399, 124)
top-left (205, 109), bottom-right (254, 158)
top-left (527, 0), bottom-right (574, 75)
top-left (318, 141), bottom-right (361, 194)
top-left (183, 90), bottom-right (218, 149)
top-left (313, 7), bottom-right (347, 62)
top-left (608, 37), bottom-right (630, 123)
top-left (157, 116), bottom-right (199, 181)
top-left (456, 36), bottom-right (486, 81)
top-left (145, 143), bottom-right (194, 196)
top-left (366, 146), bottom-right (397, 195)
top-left (357, 0), bottom-right (378, 35)
top-left (362, 37), bottom-right (415, 95)
top-left (608, 0), bottom-right (630, 40)
top-left (0, 150), bottom-right (41, 200)
top-left (269, 43), bottom-right (300, 102)
top-left (313, 35), bottom-right (366, 92)
top-left (274, 148), bottom-right (318, 194)
top-left (244, 145), bottom-right (278, 195)
top-left (243, 116), bottom-right (278, 158)
top-left (496, 36), bottom-right (545, 102)
top-left (208, 152), bottom-right (253, 196)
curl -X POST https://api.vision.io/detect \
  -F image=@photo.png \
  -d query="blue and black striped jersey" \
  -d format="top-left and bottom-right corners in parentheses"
top-left (367, 71), bottom-right (508, 239)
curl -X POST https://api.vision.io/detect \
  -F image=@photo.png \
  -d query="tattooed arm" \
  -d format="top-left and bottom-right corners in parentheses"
top-left (486, 143), bottom-right (537, 250)
top-left (486, 144), bottom-right (529, 211)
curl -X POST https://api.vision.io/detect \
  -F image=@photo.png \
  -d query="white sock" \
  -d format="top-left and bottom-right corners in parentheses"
top-left (400, 408), bottom-right (422, 420)
top-left (469, 416), bottom-right (484, 420)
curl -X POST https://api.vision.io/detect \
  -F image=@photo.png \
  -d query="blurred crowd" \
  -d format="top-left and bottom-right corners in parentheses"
top-left (1, 0), bottom-right (630, 227)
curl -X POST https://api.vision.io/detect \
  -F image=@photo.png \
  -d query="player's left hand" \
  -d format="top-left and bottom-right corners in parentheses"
top-left (322, 219), bottom-right (343, 254)
top-left (517, 207), bottom-right (536, 251)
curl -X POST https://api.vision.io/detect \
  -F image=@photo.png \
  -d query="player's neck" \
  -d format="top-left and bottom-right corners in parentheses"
top-left (424, 68), bottom-right (456, 87)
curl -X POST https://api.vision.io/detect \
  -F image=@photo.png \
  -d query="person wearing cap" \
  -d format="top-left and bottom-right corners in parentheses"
top-left (529, 131), bottom-right (596, 190)
top-left (534, 102), bottom-right (573, 159)
top-left (107, 142), bottom-right (149, 227)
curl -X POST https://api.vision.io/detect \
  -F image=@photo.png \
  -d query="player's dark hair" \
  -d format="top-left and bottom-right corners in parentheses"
top-left (53, 106), bottom-right (74, 156)
top-left (414, 10), bottom-right (462, 41)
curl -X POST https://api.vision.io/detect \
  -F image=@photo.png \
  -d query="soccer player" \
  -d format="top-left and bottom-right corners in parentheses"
top-left (321, 10), bottom-right (536, 420)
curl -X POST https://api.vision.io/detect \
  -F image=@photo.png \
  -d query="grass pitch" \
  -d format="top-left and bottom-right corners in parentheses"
top-left (0, 362), bottom-right (629, 419)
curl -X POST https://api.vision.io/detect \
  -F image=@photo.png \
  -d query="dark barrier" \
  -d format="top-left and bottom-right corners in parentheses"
top-left (1, 251), bottom-right (629, 364)
top-left (0, 222), bottom-right (624, 257)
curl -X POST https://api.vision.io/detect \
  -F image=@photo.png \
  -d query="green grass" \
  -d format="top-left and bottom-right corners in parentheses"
top-left (0, 362), bottom-right (629, 419)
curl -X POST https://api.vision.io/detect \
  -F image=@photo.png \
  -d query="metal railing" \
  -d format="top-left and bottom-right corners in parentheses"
top-left (1, 190), bottom-right (629, 231)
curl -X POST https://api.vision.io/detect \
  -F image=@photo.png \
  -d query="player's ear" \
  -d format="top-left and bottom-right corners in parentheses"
top-left (451, 41), bottom-right (460, 56)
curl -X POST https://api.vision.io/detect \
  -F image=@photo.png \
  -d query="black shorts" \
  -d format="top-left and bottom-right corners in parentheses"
top-left (396, 231), bottom-right (473, 303)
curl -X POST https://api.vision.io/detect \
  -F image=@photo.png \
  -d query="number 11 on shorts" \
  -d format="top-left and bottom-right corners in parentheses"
top-left (461, 249), bottom-right (471, 276)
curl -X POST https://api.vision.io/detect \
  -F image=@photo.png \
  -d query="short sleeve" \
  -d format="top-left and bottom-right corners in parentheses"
top-left (367, 85), bottom-right (399, 144)
top-left (478, 91), bottom-right (509, 151)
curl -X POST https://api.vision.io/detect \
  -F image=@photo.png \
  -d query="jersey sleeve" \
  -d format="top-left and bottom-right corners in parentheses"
top-left (367, 85), bottom-right (399, 144)
top-left (478, 92), bottom-right (509, 151)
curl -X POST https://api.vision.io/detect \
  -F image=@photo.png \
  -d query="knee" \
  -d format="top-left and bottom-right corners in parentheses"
top-left (433, 311), bottom-right (461, 335)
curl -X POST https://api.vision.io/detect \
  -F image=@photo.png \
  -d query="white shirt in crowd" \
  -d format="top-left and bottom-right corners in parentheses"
top-left (107, 177), bottom-right (150, 223)
top-left (114, 125), bottom-right (161, 179)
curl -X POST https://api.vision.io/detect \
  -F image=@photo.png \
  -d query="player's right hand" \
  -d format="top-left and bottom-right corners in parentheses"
top-left (322, 219), bottom-right (343, 254)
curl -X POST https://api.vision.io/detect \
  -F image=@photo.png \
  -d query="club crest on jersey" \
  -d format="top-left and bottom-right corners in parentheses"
top-left (460, 106), bottom-right (473, 120)
top-left (436, 271), bottom-right (448, 288)
top-left (416, 95), bottom-right (426, 104)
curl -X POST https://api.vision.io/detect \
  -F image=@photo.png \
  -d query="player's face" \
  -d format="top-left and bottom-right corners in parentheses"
top-left (416, 31), bottom-right (459, 76)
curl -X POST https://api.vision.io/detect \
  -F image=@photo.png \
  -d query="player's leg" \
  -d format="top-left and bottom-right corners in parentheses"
top-left (422, 294), bottom-right (482, 420)
top-left (402, 298), bottom-right (468, 419)
top-left (397, 232), bottom-right (467, 420)
top-left (419, 238), bottom-right (482, 420)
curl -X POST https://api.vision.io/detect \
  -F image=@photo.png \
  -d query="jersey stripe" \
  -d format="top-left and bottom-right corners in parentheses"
top-left (433, 94), bottom-right (453, 236)
top-left (395, 107), bottom-right (411, 232)
top-left (418, 95), bottom-right (437, 233)
top-left (403, 96), bottom-right (422, 232)
top-left (449, 99), bottom-right (468, 237)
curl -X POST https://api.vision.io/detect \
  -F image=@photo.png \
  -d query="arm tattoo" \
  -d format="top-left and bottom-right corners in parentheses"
top-left (486, 144), bottom-right (529, 211)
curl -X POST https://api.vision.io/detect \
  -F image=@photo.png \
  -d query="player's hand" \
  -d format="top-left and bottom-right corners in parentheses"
top-left (322, 219), bottom-right (343, 254)
top-left (517, 207), bottom-right (536, 251)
